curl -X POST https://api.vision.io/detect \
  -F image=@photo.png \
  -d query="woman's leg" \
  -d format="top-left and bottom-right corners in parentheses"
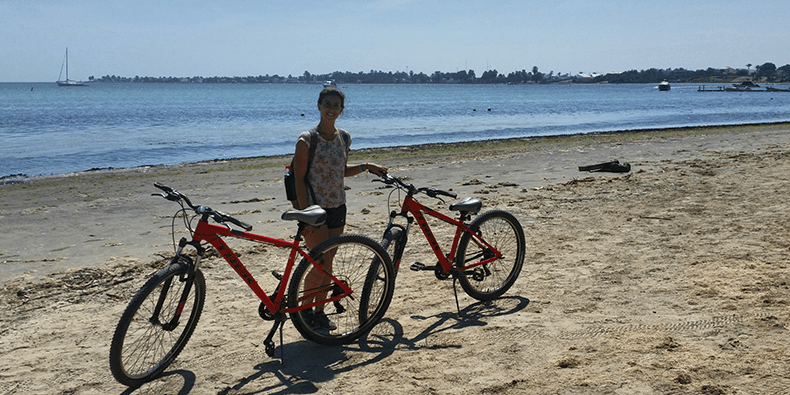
top-left (302, 225), bottom-right (345, 319)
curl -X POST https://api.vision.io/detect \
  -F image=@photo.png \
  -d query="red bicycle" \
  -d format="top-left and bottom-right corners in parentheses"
top-left (372, 173), bottom-right (525, 309)
top-left (109, 183), bottom-right (394, 387)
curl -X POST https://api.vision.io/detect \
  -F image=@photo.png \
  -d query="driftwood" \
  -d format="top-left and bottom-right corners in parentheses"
top-left (578, 160), bottom-right (631, 173)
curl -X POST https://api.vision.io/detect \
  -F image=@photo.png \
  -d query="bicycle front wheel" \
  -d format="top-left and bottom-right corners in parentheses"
top-left (109, 256), bottom-right (206, 386)
top-left (455, 210), bottom-right (525, 301)
top-left (288, 234), bottom-right (394, 346)
top-left (359, 226), bottom-right (404, 323)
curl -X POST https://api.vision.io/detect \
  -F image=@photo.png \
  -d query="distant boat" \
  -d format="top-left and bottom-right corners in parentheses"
top-left (727, 80), bottom-right (760, 91)
top-left (735, 80), bottom-right (759, 88)
top-left (322, 80), bottom-right (336, 88)
top-left (658, 81), bottom-right (670, 91)
top-left (56, 48), bottom-right (87, 87)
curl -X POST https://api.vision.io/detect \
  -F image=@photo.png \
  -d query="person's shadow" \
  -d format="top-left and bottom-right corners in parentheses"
top-left (119, 296), bottom-right (529, 395)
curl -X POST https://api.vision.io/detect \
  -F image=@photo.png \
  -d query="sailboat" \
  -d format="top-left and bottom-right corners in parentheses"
top-left (56, 48), bottom-right (87, 86)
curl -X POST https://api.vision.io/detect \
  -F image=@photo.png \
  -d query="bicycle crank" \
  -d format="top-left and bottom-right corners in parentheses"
top-left (258, 302), bottom-right (275, 321)
top-left (260, 271), bottom-right (285, 320)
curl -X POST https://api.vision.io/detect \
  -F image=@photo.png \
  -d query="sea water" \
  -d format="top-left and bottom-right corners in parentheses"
top-left (2, 82), bottom-right (789, 178)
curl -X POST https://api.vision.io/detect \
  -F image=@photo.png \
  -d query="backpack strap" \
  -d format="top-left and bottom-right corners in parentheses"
top-left (306, 129), bottom-right (319, 171)
top-left (304, 130), bottom-right (319, 205)
top-left (337, 129), bottom-right (351, 150)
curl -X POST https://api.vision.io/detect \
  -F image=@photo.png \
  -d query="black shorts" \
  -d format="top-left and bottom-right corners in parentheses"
top-left (324, 204), bottom-right (347, 229)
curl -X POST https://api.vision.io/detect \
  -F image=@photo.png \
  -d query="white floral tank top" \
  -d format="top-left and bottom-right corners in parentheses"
top-left (297, 128), bottom-right (350, 208)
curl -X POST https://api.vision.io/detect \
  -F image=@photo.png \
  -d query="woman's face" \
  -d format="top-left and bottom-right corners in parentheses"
top-left (318, 95), bottom-right (344, 121)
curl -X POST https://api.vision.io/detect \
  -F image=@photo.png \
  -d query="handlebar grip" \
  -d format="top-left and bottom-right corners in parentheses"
top-left (210, 209), bottom-right (254, 231)
top-left (154, 182), bottom-right (174, 193)
top-left (153, 183), bottom-right (183, 202)
top-left (438, 190), bottom-right (457, 198)
top-left (422, 188), bottom-right (456, 199)
top-left (231, 218), bottom-right (254, 231)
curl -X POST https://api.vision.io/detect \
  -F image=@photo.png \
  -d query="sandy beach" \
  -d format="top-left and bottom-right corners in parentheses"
top-left (2, 123), bottom-right (790, 394)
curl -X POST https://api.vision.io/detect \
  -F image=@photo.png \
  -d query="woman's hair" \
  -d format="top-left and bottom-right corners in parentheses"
top-left (318, 87), bottom-right (345, 108)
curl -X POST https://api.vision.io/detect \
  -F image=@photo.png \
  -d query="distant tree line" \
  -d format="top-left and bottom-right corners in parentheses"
top-left (91, 62), bottom-right (790, 84)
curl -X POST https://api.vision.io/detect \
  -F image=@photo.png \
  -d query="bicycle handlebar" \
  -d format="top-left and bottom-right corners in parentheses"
top-left (374, 174), bottom-right (457, 200)
top-left (153, 183), bottom-right (253, 231)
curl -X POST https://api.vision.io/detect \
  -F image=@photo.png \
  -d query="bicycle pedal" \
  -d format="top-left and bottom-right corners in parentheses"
top-left (410, 262), bottom-right (435, 272)
top-left (271, 271), bottom-right (283, 280)
top-left (264, 340), bottom-right (275, 357)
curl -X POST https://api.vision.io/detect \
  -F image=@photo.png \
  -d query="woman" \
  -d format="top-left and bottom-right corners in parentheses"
top-left (292, 87), bottom-right (387, 329)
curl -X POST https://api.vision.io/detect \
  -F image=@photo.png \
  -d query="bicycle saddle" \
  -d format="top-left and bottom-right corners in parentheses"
top-left (281, 205), bottom-right (327, 227)
top-left (449, 197), bottom-right (482, 214)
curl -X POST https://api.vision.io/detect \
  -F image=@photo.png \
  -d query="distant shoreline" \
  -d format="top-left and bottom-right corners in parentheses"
top-left (8, 59), bottom-right (787, 84)
top-left (4, 80), bottom-right (790, 86)
top-left (4, 121), bottom-right (789, 181)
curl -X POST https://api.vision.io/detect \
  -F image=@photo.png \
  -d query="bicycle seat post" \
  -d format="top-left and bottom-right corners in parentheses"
top-left (294, 222), bottom-right (307, 242)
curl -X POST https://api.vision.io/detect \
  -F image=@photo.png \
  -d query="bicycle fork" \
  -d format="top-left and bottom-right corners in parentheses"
top-left (153, 238), bottom-right (204, 331)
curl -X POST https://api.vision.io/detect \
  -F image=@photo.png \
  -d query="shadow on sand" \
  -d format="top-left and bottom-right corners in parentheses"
top-left (119, 296), bottom-right (529, 394)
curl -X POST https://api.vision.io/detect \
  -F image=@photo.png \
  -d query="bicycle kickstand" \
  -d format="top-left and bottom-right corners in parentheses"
top-left (452, 278), bottom-right (462, 316)
top-left (264, 314), bottom-right (287, 364)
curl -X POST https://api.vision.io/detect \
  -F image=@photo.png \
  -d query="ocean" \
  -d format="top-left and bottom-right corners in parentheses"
top-left (2, 82), bottom-right (789, 178)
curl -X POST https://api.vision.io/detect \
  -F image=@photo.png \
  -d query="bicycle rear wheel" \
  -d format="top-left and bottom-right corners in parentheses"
top-left (288, 234), bottom-right (394, 346)
top-left (455, 210), bottom-right (525, 301)
top-left (109, 256), bottom-right (205, 386)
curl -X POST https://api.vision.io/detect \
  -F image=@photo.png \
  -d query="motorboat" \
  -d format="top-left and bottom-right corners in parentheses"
top-left (729, 81), bottom-right (760, 91)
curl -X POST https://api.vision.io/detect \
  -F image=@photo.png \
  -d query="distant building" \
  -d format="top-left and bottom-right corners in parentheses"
top-left (575, 72), bottom-right (602, 82)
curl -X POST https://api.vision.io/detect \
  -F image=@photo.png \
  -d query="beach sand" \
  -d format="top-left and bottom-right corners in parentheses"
top-left (1, 123), bottom-right (790, 394)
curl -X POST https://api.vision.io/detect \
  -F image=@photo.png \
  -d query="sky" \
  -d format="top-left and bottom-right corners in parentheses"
top-left (2, 0), bottom-right (789, 82)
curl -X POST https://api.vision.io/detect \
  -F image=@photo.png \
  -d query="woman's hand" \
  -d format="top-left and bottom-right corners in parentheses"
top-left (361, 163), bottom-right (387, 177)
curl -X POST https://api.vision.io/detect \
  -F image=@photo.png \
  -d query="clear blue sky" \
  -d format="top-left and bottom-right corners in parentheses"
top-left (2, 0), bottom-right (788, 82)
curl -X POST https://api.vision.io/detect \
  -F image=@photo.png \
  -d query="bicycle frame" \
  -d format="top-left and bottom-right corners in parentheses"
top-left (179, 216), bottom-right (353, 316)
top-left (388, 194), bottom-right (503, 275)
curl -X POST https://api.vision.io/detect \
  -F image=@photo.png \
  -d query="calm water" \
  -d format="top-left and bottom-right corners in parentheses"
top-left (2, 82), bottom-right (789, 178)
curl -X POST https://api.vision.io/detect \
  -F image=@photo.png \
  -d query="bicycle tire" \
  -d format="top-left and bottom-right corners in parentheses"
top-left (455, 210), bottom-right (525, 301)
top-left (109, 256), bottom-right (205, 386)
top-left (288, 234), bottom-right (394, 346)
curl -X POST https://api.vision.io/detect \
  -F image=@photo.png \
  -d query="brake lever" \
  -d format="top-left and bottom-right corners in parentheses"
top-left (152, 192), bottom-right (181, 202)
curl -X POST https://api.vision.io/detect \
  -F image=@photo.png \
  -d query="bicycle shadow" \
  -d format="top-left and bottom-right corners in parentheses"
top-left (401, 295), bottom-right (531, 350)
top-left (216, 318), bottom-right (406, 395)
top-left (118, 319), bottom-right (404, 395)
top-left (214, 296), bottom-right (530, 393)
top-left (119, 370), bottom-right (196, 395)
top-left (118, 296), bottom-right (529, 395)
